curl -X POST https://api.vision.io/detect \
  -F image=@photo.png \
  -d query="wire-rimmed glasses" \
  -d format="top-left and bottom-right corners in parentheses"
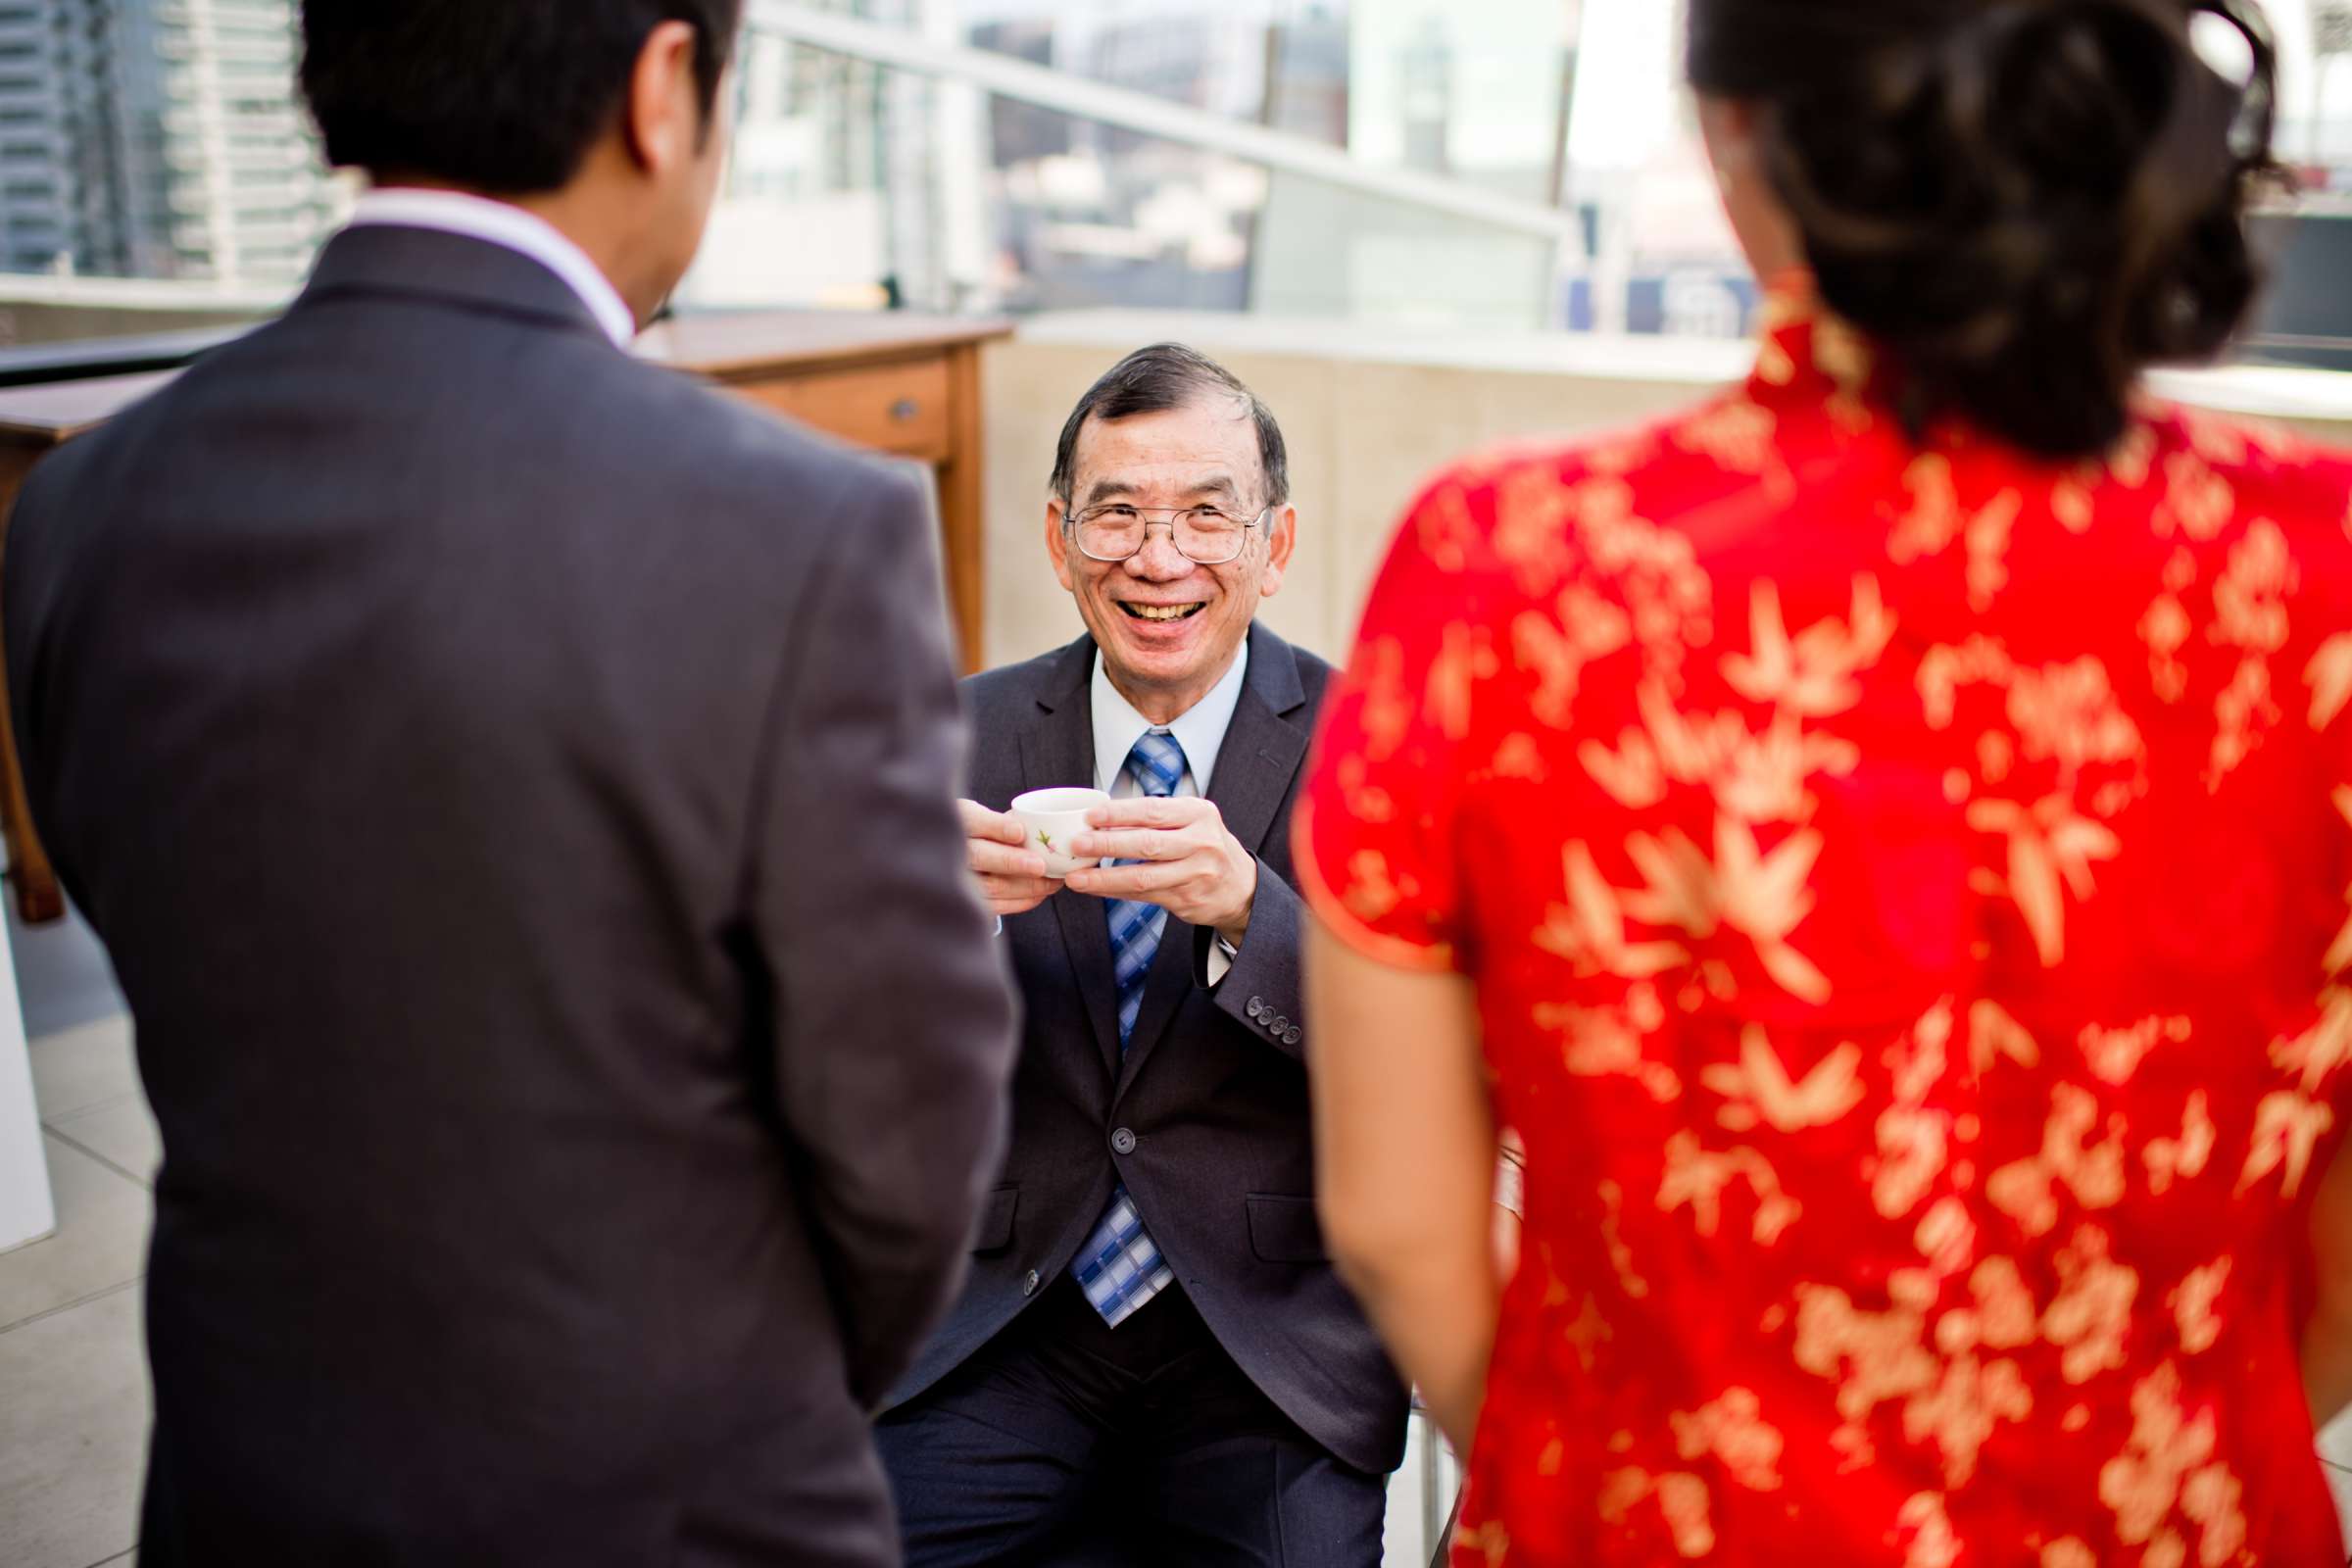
top-left (1065, 503), bottom-right (1271, 565)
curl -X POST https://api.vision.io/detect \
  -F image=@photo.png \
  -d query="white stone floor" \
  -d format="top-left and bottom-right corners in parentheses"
top-left (4, 1014), bottom-right (153, 1568)
top-left (0, 1012), bottom-right (2347, 1568)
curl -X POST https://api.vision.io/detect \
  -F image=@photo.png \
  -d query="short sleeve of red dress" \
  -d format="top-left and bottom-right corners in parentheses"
top-left (1297, 467), bottom-right (1510, 973)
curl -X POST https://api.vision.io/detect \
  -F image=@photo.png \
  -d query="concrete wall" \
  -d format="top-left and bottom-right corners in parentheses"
top-left (0, 300), bottom-right (270, 346)
top-left (981, 312), bottom-right (2352, 672)
top-left (0, 276), bottom-right (287, 347)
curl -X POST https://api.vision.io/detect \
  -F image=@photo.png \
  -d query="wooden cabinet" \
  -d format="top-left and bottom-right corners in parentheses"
top-left (0, 310), bottom-right (1010, 924)
top-left (736, 361), bottom-right (954, 457)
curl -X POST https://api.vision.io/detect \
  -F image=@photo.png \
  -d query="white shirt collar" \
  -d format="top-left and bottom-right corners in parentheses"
top-left (344, 188), bottom-right (638, 348)
top-left (1092, 636), bottom-right (1251, 795)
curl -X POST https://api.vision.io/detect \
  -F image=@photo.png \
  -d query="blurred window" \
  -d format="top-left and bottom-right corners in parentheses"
top-left (0, 0), bottom-right (2337, 376)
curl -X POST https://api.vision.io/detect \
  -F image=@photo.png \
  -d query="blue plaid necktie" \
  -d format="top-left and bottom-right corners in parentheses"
top-left (1070, 730), bottom-right (1185, 1327)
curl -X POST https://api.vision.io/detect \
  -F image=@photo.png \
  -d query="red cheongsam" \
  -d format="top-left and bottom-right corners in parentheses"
top-left (1298, 279), bottom-right (2352, 1567)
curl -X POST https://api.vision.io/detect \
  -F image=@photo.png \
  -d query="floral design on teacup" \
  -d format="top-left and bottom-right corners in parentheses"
top-left (1010, 786), bottom-right (1110, 878)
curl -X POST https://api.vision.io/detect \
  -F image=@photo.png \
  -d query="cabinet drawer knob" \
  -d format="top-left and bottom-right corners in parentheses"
top-left (891, 398), bottom-right (921, 422)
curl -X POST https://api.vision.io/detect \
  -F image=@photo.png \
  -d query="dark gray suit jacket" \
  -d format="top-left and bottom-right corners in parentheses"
top-left (886, 624), bottom-right (1409, 1477)
top-left (3, 225), bottom-right (1017, 1568)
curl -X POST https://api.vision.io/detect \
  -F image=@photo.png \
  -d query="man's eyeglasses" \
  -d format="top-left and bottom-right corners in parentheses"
top-left (1065, 503), bottom-right (1271, 565)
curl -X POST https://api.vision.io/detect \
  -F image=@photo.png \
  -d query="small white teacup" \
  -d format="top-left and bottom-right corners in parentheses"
top-left (1008, 787), bottom-right (1110, 878)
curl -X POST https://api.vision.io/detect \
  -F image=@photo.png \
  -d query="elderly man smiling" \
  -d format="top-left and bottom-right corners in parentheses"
top-left (877, 345), bottom-right (1407, 1565)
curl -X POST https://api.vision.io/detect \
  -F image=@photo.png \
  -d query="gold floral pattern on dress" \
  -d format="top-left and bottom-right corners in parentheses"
top-left (1673, 396), bottom-right (1781, 483)
top-left (1964, 795), bottom-right (2123, 967)
top-left (1351, 637), bottom-right (1413, 762)
top-left (1871, 1001), bottom-right (1956, 1220)
top-left (1533, 843), bottom-right (1686, 983)
top-left (1577, 676), bottom-right (1860, 824)
top-left (1894, 1492), bottom-right (1962, 1568)
top-left (1595, 1178), bottom-right (1649, 1301)
top-left (1330, 849), bottom-right (1404, 924)
top-left (2097, 1361), bottom-right (2250, 1566)
top-left (2204, 520), bottom-right (2298, 790)
top-left (2079, 1016), bottom-right (2189, 1088)
top-left (1328, 753), bottom-right (1395, 826)
top-left (1921, 639), bottom-right (2147, 963)
top-left (1456, 1519), bottom-right (1509, 1568)
top-left (2007, 660), bottom-right (2143, 777)
top-left (1428, 622), bottom-right (1501, 744)
top-left (1415, 478), bottom-right (1478, 573)
top-left (2273, 986), bottom-right (2352, 1095)
top-left (1597, 1467), bottom-right (1715, 1559)
top-left (1617, 816), bottom-right (1832, 1003)
top-left (1513, 584), bottom-right (1633, 730)
top-left (1669, 1387), bottom-right (1786, 1492)
top-left (1492, 466), bottom-right (1585, 595)
top-left (1788, 1243), bottom-right (2050, 1492)
top-left (2327, 789), bottom-right (2352, 973)
top-left (2143, 1091), bottom-right (2216, 1196)
top-left (2168, 1257), bottom-right (2229, 1356)
top-left (2042, 1225), bottom-right (2138, 1385)
top-left (1700, 1026), bottom-right (1864, 1134)
top-left (2306, 633), bottom-right (2352, 729)
top-left (1885, 455), bottom-right (2025, 612)
top-left (2236, 1088), bottom-right (2334, 1199)
top-left (1969, 999), bottom-right (2041, 1076)
top-left (1987, 1088), bottom-right (2127, 1238)
top-left (2142, 590), bottom-right (2194, 704)
top-left (2156, 452), bottom-right (2235, 542)
top-left (1575, 485), bottom-right (1716, 685)
top-left (1721, 576), bottom-right (1894, 718)
top-left (1559, 1287), bottom-right (1612, 1373)
top-left (1658, 1131), bottom-right (1799, 1244)
top-left (1537, 987), bottom-right (1681, 1103)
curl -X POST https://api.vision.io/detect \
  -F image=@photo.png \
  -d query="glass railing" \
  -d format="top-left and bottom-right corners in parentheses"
top-left (0, 0), bottom-right (2343, 374)
top-left (695, 0), bottom-right (2352, 367)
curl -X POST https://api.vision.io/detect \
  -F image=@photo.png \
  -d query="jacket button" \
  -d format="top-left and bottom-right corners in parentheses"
top-left (1023, 1269), bottom-right (1041, 1297)
top-left (1247, 997), bottom-right (1265, 1018)
top-left (1272, 1015), bottom-right (1289, 1033)
top-left (1284, 1027), bottom-right (1301, 1046)
top-left (1110, 1127), bottom-right (1138, 1155)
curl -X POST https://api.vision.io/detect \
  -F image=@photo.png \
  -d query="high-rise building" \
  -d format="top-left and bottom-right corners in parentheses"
top-left (86, 0), bottom-right (342, 284)
top-left (0, 0), bottom-right (341, 286)
top-left (0, 0), bottom-right (76, 274)
top-left (1264, 5), bottom-right (1348, 148)
top-left (681, 0), bottom-right (947, 309)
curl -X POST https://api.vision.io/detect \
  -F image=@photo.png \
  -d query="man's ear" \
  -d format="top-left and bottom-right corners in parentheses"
top-left (1257, 505), bottom-right (1298, 600)
top-left (1046, 496), bottom-right (1077, 593)
top-left (620, 20), bottom-right (703, 174)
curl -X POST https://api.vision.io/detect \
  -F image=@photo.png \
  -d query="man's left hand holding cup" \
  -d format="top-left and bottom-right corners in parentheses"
top-left (1065, 797), bottom-right (1257, 945)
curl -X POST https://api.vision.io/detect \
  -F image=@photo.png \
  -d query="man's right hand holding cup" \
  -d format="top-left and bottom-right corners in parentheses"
top-left (960, 800), bottom-right (1062, 917)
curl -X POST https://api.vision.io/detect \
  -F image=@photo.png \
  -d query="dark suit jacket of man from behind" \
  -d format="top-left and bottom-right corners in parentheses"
top-left (2, 224), bottom-right (1018, 1568)
top-left (885, 622), bottom-right (1410, 1479)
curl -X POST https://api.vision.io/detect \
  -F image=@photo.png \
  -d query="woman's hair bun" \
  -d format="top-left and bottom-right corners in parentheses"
top-left (1689, 0), bottom-right (2284, 458)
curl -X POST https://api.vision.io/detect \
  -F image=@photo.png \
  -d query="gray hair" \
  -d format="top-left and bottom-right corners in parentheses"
top-left (1049, 343), bottom-right (1290, 510)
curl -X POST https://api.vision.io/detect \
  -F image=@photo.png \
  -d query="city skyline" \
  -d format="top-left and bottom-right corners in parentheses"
top-left (0, 0), bottom-right (342, 287)
top-left (0, 0), bottom-right (2335, 340)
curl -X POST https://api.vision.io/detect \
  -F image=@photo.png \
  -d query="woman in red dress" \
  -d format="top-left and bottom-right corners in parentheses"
top-left (1299, 3), bottom-right (2352, 1564)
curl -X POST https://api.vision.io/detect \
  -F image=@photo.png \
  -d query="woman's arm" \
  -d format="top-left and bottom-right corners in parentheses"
top-left (1306, 918), bottom-right (1496, 1456)
top-left (2306, 1135), bottom-right (2352, 1430)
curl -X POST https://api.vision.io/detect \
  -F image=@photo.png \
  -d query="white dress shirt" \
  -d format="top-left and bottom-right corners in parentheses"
top-left (1090, 640), bottom-right (1249, 801)
top-left (1091, 640), bottom-right (1250, 985)
top-left (344, 188), bottom-right (638, 349)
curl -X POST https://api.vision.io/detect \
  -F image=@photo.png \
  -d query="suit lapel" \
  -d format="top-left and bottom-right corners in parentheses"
top-left (1115, 626), bottom-right (1310, 1097)
top-left (1020, 637), bottom-right (1123, 1082)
